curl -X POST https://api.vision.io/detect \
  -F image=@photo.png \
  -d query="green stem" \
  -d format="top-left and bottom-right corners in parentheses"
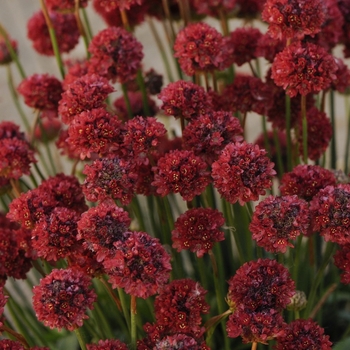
top-left (81, 7), bottom-right (93, 40)
top-left (292, 235), bottom-right (303, 287)
top-left (196, 256), bottom-right (208, 290)
top-left (273, 128), bottom-right (284, 177)
top-left (136, 69), bottom-right (151, 116)
top-left (74, 328), bottom-right (87, 350)
top-left (121, 83), bottom-right (133, 119)
top-left (301, 94), bottom-right (308, 164)
top-left (33, 162), bottom-right (46, 182)
top-left (130, 295), bottom-right (137, 350)
top-left (131, 196), bottom-right (146, 231)
top-left (117, 287), bottom-right (131, 332)
top-left (285, 94), bottom-right (293, 171)
top-left (329, 90), bottom-right (336, 169)
top-left (344, 102), bottom-right (350, 174)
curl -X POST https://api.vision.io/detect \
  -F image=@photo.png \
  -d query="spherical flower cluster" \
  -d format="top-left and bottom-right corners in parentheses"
top-left (152, 150), bottom-right (211, 201)
top-left (18, 74), bottom-right (63, 111)
top-left (275, 319), bottom-right (332, 349)
top-left (182, 111), bottom-right (243, 164)
top-left (271, 42), bottom-right (338, 97)
top-left (334, 245), bottom-right (350, 284)
top-left (77, 200), bottom-right (131, 262)
top-left (0, 340), bottom-right (26, 349)
top-left (0, 36), bottom-right (17, 65)
top-left (67, 107), bottom-right (123, 159)
top-left (280, 165), bottom-right (336, 201)
top-left (158, 80), bottom-right (212, 120)
top-left (173, 22), bottom-right (226, 76)
top-left (59, 74), bottom-right (114, 125)
top-left (62, 60), bottom-right (89, 90)
top-left (33, 268), bottom-right (96, 331)
top-left (310, 184), bottom-right (350, 244)
top-left (27, 11), bottom-right (80, 55)
top-left (255, 33), bottom-right (285, 63)
top-left (88, 27), bottom-right (143, 83)
top-left (87, 339), bottom-right (128, 350)
top-left (262, 0), bottom-right (326, 40)
top-left (45, 0), bottom-right (88, 12)
top-left (212, 142), bottom-right (276, 205)
top-left (172, 208), bottom-right (225, 257)
top-left (0, 284), bottom-right (7, 327)
top-left (332, 58), bottom-right (350, 93)
top-left (103, 231), bottom-right (172, 298)
top-left (192, 0), bottom-right (236, 17)
top-left (249, 195), bottom-right (310, 253)
top-left (93, 0), bottom-right (142, 11)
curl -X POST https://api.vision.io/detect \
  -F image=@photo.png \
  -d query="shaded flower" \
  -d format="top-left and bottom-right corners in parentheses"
top-left (332, 58), bottom-right (350, 93)
top-left (235, 0), bottom-right (265, 18)
top-left (87, 339), bottom-right (128, 350)
top-left (255, 33), bottom-right (285, 63)
top-left (0, 340), bottom-right (26, 350)
top-left (0, 35), bottom-right (17, 65)
top-left (192, 0), bottom-right (236, 17)
top-left (334, 244), bottom-right (350, 284)
top-left (93, 0), bottom-right (143, 11)
top-left (45, 0), bottom-right (88, 12)
top-left (63, 59), bottom-right (89, 90)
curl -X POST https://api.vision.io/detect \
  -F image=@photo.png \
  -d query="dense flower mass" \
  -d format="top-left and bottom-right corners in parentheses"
top-left (45, 0), bottom-right (88, 12)
top-left (87, 339), bottom-right (128, 350)
top-left (192, 0), bottom-right (237, 17)
top-left (93, 0), bottom-right (142, 11)
top-left (212, 142), bottom-right (276, 205)
top-left (32, 268), bottom-right (96, 330)
top-left (334, 245), bottom-right (350, 284)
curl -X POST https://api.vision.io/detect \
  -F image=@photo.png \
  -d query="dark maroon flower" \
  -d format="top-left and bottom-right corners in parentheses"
top-left (182, 111), bottom-right (243, 164)
top-left (310, 184), bottom-right (350, 244)
top-left (152, 150), bottom-right (211, 201)
top-left (332, 58), bottom-right (350, 92)
top-left (27, 10), bottom-right (80, 55)
top-left (235, 0), bottom-right (265, 18)
top-left (45, 0), bottom-right (88, 12)
top-left (0, 340), bottom-right (26, 350)
top-left (173, 22), bottom-right (226, 75)
top-left (59, 74), bottom-right (114, 125)
top-left (212, 142), bottom-right (276, 205)
top-left (191, 0), bottom-right (237, 17)
top-left (103, 231), bottom-right (172, 298)
top-left (158, 80), bottom-right (212, 120)
top-left (0, 35), bottom-right (17, 65)
top-left (144, 69), bottom-right (163, 95)
top-left (280, 164), bottom-right (336, 201)
top-left (87, 339), bottom-right (128, 350)
top-left (262, 0), bottom-right (326, 40)
top-left (271, 42), bottom-right (338, 97)
top-left (0, 284), bottom-right (7, 327)
top-left (88, 27), bottom-right (143, 83)
top-left (275, 319), bottom-right (332, 349)
top-left (33, 267), bottom-right (96, 331)
top-left (255, 33), bottom-right (285, 63)
top-left (172, 208), bottom-right (225, 257)
top-left (334, 245), bottom-right (350, 284)
top-left (250, 195), bottom-right (310, 253)
top-left (0, 121), bottom-right (25, 140)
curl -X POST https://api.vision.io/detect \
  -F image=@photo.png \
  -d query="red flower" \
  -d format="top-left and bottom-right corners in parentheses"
top-left (87, 339), bottom-right (128, 350)
top-left (271, 42), bottom-right (338, 97)
top-left (191, 0), bottom-right (237, 17)
top-left (27, 11), bottom-right (79, 55)
top-left (172, 208), bottom-right (225, 257)
top-left (152, 150), bottom-right (211, 201)
top-left (334, 245), bottom-right (350, 284)
top-left (262, 0), bottom-right (326, 40)
top-left (174, 22), bottom-right (225, 76)
top-left (33, 268), bottom-right (96, 331)
top-left (88, 27), bottom-right (143, 83)
top-left (0, 35), bottom-right (17, 65)
top-left (249, 195), bottom-right (310, 253)
top-left (275, 319), bottom-right (332, 350)
top-left (45, 0), bottom-right (88, 12)
top-left (235, 0), bottom-right (265, 18)
top-left (255, 33), bottom-right (285, 63)
top-left (212, 142), bottom-right (276, 205)
top-left (103, 231), bottom-right (171, 298)
top-left (0, 284), bottom-right (7, 327)
top-left (0, 340), bottom-right (26, 349)
top-left (332, 58), bottom-right (350, 93)
top-left (93, 0), bottom-right (142, 11)
top-left (62, 60), bottom-right (89, 90)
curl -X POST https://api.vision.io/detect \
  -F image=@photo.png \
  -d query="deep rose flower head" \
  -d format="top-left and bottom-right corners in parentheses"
top-left (154, 279), bottom-right (209, 337)
top-left (226, 27), bottom-right (263, 67)
top-left (0, 121), bottom-right (25, 140)
top-left (63, 60), bottom-right (89, 90)
top-left (0, 340), bottom-right (26, 350)
top-left (56, 129), bottom-right (81, 159)
top-left (212, 142), bottom-right (276, 205)
top-left (280, 164), bottom-right (336, 201)
top-left (0, 35), bottom-right (17, 65)
top-left (144, 69), bottom-right (163, 95)
top-left (32, 207), bottom-right (81, 261)
top-left (59, 74), bottom-right (114, 125)
top-left (275, 319), bottom-right (332, 350)
top-left (332, 58), bottom-right (350, 93)
top-left (173, 22), bottom-right (225, 76)
top-left (172, 208), bottom-right (225, 257)
top-left (82, 156), bottom-right (138, 205)
top-left (27, 10), bottom-right (80, 55)
top-left (191, 0), bottom-right (236, 17)
top-left (249, 195), bottom-right (310, 253)
top-left (34, 115), bottom-right (62, 142)
top-left (310, 184), bottom-right (350, 244)
top-left (67, 107), bottom-right (123, 159)
top-left (88, 27), bottom-right (143, 83)
top-left (183, 111), bottom-right (243, 164)
top-left (262, 0), bottom-right (326, 40)
top-left (222, 75), bottom-right (273, 115)
top-left (271, 42), bottom-right (338, 97)
top-left (113, 92), bottom-right (158, 121)
top-left (0, 285), bottom-right (7, 327)
top-left (93, 0), bottom-right (142, 11)
top-left (17, 74), bottom-right (63, 111)
top-left (77, 200), bottom-right (131, 262)
top-left (45, 0), bottom-right (88, 12)
top-left (235, 0), bottom-right (265, 19)
top-left (298, 107), bottom-right (332, 161)
top-left (158, 80), bottom-right (212, 120)
top-left (226, 306), bottom-right (286, 344)
top-left (33, 267), bottom-right (96, 331)
top-left (152, 149), bottom-right (211, 201)
top-left (103, 230), bottom-right (172, 298)
top-left (255, 33), bottom-right (285, 63)
top-left (227, 258), bottom-right (295, 312)
top-left (334, 245), bottom-right (350, 284)
top-left (87, 339), bottom-right (128, 350)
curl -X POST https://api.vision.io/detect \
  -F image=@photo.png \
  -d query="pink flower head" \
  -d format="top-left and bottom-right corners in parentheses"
top-left (174, 22), bottom-right (225, 76)
top-left (0, 35), bottom-right (17, 65)
top-left (0, 284), bottom-right (7, 327)
top-left (212, 142), bottom-right (276, 205)
top-left (56, 129), bottom-right (81, 160)
top-left (77, 200), bottom-right (131, 262)
top-left (103, 231), bottom-right (172, 298)
top-left (332, 58), bottom-right (350, 93)
top-left (172, 208), bottom-right (225, 257)
top-left (152, 150), bottom-right (211, 201)
top-left (280, 164), bottom-right (336, 201)
top-left (255, 33), bottom-right (285, 63)
top-left (93, 0), bottom-right (142, 11)
top-left (88, 27), bottom-right (143, 83)
top-left (249, 195), bottom-right (310, 253)
top-left (158, 80), bottom-right (212, 120)
top-left (192, 0), bottom-right (237, 17)
top-left (27, 10), bottom-right (79, 55)
top-left (275, 319), bottom-right (332, 350)
top-left (59, 74), bottom-right (114, 125)
top-left (0, 121), bottom-right (25, 140)
top-left (182, 110), bottom-right (243, 164)
top-left (63, 60), bottom-right (89, 90)
top-left (33, 267), bottom-right (96, 331)
top-left (334, 245), bottom-right (350, 284)
top-left (262, 0), bottom-right (326, 40)
top-left (310, 184), bottom-right (350, 244)
top-left (45, 0), bottom-right (88, 12)
top-left (271, 42), bottom-right (338, 97)
top-left (87, 339), bottom-right (128, 350)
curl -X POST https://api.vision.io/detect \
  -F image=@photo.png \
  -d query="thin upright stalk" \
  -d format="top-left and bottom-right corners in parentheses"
top-left (121, 83), bottom-right (133, 119)
top-left (301, 94), bottom-right (308, 164)
top-left (136, 69), bottom-right (151, 116)
top-left (130, 295), bottom-right (137, 350)
top-left (74, 0), bottom-right (90, 57)
top-left (285, 94), bottom-right (293, 171)
top-left (74, 328), bottom-right (87, 350)
top-left (329, 90), bottom-right (336, 169)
